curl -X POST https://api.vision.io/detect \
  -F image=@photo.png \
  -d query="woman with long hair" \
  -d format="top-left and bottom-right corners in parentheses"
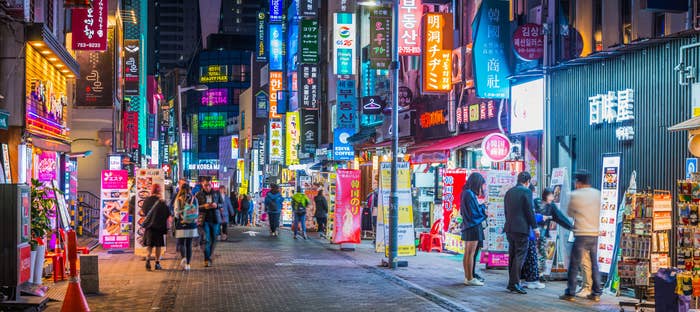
top-left (174, 183), bottom-right (198, 271)
top-left (461, 172), bottom-right (487, 286)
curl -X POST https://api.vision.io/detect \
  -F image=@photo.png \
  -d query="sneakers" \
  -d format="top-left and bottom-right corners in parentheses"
top-left (204, 260), bottom-right (210, 267)
top-left (575, 290), bottom-right (592, 298)
top-left (559, 294), bottom-right (576, 301)
top-left (293, 235), bottom-right (298, 239)
top-left (586, 294), bottom-right (601, 302)
top-left (184, 264), bottom-right (191, 271)
top-left (179, 258), bottom-right (187, 269)
top-left (473, 273), bottom-right (485, 283)
top-left (523, 281), bottom-right (546, 289)
top-left (464, 278), bottom-right (485, 286)
top-left (155, 262), bottom-right (162, 270)
top-left (303, 234), bottom-right (307, 240)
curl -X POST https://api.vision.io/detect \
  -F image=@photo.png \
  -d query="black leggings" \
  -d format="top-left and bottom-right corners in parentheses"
top-left (178, 238), bottom-right (193, 264)
top-left (221, 223), bottom-right (228, 235)
top-left (473, 245), bottom-right (481, 275)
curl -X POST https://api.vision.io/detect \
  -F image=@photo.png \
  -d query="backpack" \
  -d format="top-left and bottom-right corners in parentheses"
top-left (292, 196), bottom-right (307, 216)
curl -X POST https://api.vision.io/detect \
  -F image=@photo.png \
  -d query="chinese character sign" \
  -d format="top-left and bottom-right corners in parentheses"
top-left (72, 0), bottom-right (108, 51)
top-left (422, 13), bottom-right (453, 93)
top-left (269, 71), bottom-right (284, 118)
top-left (300, 19), bottom-right (319, 64)
top-left (269, 119), bottom-right (285, 163)
top-left (336, 79), bottom-right (357, 129)
top-left (369, 7), bottom-right (392, 69)
top-left (398, 0), bottom-right (422, 55)
top-left (472, 0), bottom-right (512, 99)
top-left (299, 0), bottom-right (318, 17)
top-left (100, 170), bottom-right (130, 249)
top-left (298, 64), bottom-right (319, 109)
top-left (589, 88), bottom-right (635, 141)
top-left (481, 133), bottom-right (511, 162)
top-left (334, 169), bottom-right (362, 244)
top-left (334, 13), bottom-right (356, 75)
top-left (285, 112), bottom-right (301, 166)
top-left (300, 109), bottom-right (318, 153)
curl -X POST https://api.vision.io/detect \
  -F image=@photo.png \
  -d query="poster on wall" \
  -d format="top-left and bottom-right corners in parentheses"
top-left (597, 154), bottom-right (621, 274)
top-left (441, 168), bottom-right (468, 254)
top-left (76, 28), bottom-right (115, 107)
top-left (134, 168), bottom-right (165, 256)
top-left (334, 169), bottom-right (362, 244)
top-left (375, 162), bottom-right (415, 256)
top-left (99, 170), bottom-right (130, 249)
top-left (483, 171), bottom-right (517, 267)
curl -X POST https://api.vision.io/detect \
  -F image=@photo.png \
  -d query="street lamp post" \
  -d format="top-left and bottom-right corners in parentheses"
top-left (176, 84), bottom-right (208, 181)
top-left (389, 0), bottom-right (400, 269)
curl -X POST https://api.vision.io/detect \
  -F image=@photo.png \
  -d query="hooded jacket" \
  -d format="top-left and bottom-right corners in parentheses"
top-left (265, 191), bottom-right (284, 214)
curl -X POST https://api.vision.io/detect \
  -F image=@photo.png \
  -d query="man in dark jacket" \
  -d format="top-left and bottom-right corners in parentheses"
top-left (265, 184), bottom-right (284, 237)
top-left (503, 172), bottom-right (537, 294)
top-left (195, 177), bottom-right (223, 267)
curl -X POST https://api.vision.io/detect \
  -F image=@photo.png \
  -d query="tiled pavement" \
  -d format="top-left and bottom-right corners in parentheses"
top-left (44, 226), bottom-right (634, 312)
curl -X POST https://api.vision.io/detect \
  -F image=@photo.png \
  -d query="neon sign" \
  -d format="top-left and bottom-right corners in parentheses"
top-left (200, 88), bottom-right (228, 106)
top-left (198, 112), bottom-right (226, 129)
top-left (199, 65), bottom-right (229, 83)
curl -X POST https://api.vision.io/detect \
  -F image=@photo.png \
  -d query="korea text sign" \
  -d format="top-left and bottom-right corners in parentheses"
top-left (422, 13), bottom-right (453, 93)
top-left (336, 79), bottom-right (357, 129)
top-left (398, 0), bottom-right (422, 55)
top-left (269, 71), bottom-right (283, 118)
top-left (472, 0), bottom-right (512, 99)
top-left (199, 65), bottom-right (229, 83)
top-left (123, 40), bottom-right (140, 96)
top-left (300, 19), bottom-right (319, 64)
top-left (334, 13), bottom-right (356, 75)
top-left (299, 64), bottom-right (319, 109)
top-left (285, 112), bottom-right (301, 166)
top-left (369, 7), bottom-right (392, 69)
top-left (72, 0), bottom-right (108, 51)
top-left (200, 88), bottom-right (228, 106)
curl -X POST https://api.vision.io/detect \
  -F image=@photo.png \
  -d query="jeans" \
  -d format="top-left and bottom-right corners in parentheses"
top-left (506, 232), bottom-right (530, 288)
top-left (293, 214), bottom-right (307, 236)
top-left (269, 213), bottom-right (281, 234)
top-left (177, 237), bottom-right (193, 264)
top-left (239, 210), bottom-right (248, 225)
top-left (566, 236), bottom-right (601, 296)
top-left (316, 216), bottom-right (327, 234)
top-left (248, 211), bottom-right (253, 225)
top-left (579, 252), bottom-right (593, 293)
top-left (202, 221), bottom-right (219, 261)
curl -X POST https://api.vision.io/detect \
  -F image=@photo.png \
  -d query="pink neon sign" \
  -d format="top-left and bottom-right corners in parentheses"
top-left (200, 88), bottom-right (228, 106)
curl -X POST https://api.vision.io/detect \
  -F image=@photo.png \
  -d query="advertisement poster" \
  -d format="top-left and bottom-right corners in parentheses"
top-left (598, 154), bottom-right (621, 273)
top-left (134, 168), bottom-right (165, 256)
top-left (483, 171), bottom-right (517, 267)
top-left (100, 170), bottom-right (130, 249)
top-left (546, 167), bottom-right (570, 275)
top-left (333, 169), bottom-right (362, 244)
top-left (375, 162), bottom-right (415, 256)
top-left (442, 169), bottom-right (468, 254)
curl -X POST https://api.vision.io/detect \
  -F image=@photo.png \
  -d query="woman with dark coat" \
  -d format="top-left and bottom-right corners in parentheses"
top-left (142, 184), bottom-right (171, 271)
top-left (461, 172), bottom-right (488, 286)
top-left (314, 189), bottom-right (329, 237)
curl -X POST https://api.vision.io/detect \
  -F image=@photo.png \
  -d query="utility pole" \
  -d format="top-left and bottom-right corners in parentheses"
top-left (389, 0), bottom-right (400, 269)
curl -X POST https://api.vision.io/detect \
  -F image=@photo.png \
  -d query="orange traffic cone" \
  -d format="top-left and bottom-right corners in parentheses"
top-left (61, 230), bottom-right (90, 312)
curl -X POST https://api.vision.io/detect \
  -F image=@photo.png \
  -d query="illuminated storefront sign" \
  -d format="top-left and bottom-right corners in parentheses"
top-left (419, 109), bottom-right (446, 129)
top-left (422, 13), bottom-right (452, 93)
top-left (336, 79), bottom-right (357, 129)
top-left (269, 0), bottom-right (283, 22)
top-left (188, 160), bottom-right (220, 170)
top-left (269, 119), bottom-right (284, 163)
top-left (286, 112), bottom-right (300, 165)
top-left (150, 140), bottom-right (159, 165)
top-left (231, 135), bottom-right (239, 159)
top-left (300, 19), bottom-right (319, 64)
top-left (269, 24), bottom-right (284, 71)
top-left (473, 0), bottom-right (511, 99)
top-left (369, 7), bottom-right (392, 69)
top-left (25, 46), bottom-right (70, 141)
top-left (482, 133), bottom-right (511, 162)
top-left (269, 71), bottom-right (283, 118)
top-left (200, 88), bottom-right (228, 106)
top-left (198, 112), bottom-right (226, 129)
top-left (199, 65), bottom-right (229, 83)
top-left (76, 27), bottom-right (115, 107)
top-left (333, 13), bottom-right (356, 75)
top-left (589, 88), bottom-right (635, 141)
top-left (398, 0), bottom-right (422, 55)
top-left (256, 12), bottom-right (267, 62)
top-left (72, 0), bottom-right (108, 50)
top-left (299, 0), bottom-right (318, 17)
top-left (123, 39), bottom-right (140, 96)
top-left (299, 64), bottom-right (319, 109)
top-left (123, 111), bottom-right (139, 149)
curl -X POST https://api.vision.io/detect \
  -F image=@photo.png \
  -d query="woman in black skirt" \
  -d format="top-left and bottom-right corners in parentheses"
top-left (141, 184), bottom-right (171, 271)
top-left (461, 172), bottom-right (487, 286)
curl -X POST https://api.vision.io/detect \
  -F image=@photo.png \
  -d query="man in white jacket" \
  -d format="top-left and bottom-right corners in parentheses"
top-left (560, 170), bottom-right (602, 302)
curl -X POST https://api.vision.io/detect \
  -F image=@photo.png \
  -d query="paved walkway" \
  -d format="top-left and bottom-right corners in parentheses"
top-left (44, 226), bottom-right (632, 312)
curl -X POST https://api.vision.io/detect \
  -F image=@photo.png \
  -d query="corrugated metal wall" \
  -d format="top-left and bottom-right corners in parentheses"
top-left (549, 34), bottom-right (700, 192)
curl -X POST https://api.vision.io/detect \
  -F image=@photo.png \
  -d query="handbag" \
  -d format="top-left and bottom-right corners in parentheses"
top-left (182, 197), bottom-right (199, 223)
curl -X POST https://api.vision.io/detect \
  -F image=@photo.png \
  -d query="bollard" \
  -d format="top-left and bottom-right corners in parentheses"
top-left (79, 254), bottom-right (99, 294)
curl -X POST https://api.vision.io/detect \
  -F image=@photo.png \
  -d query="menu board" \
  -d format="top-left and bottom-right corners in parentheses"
top-left (546, 168), bottom-right (570, 275)
top-left (484, 171), bottom-right (517, 258)
top-left (100, 170), bottom-right (130, 249)
top-left (652, 191), bottom-right (672, 231)
top-left (134, 168), bottom-right (165, 256)
top-left (598, 154), bottom-right (622, 274)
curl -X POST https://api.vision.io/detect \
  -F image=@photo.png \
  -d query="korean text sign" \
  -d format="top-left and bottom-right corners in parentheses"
top-left (269, 71), bottom-right (284, 118)
top-left (100, 170), bottom-right (130, 249)
top-left (398, 0), bottom-right (422, 55)
top-left (334, 13), bottom-right (356, 75)
top-left (72, 0), bottom-right (108, 50)
top-left (422, 13), bottom-right (453, 92)
top-left (336, 79), bottom-right (357, 129)
top-left (285, 111), bottom-right (300, 166)
top-left (472, 0), bottom-right (512, 99)
top-left (369, 7), bottom-right (392, 69)
top-left (269, 24), bottom-right (284, 71)
top-left (333, 169), bottom-right (362, 244)
top-left (269, 119), bottom-right (284, 163)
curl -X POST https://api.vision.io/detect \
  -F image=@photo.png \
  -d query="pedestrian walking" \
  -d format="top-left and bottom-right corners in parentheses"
top-left (230, 191), bottom-right (240, 225)
top-left (460, 172), bottom-right (487, 286)
top-left (195, 177), bottom-right (223, 267)
top-left (141, 184), bottom-right (171, 271)
top-left (240, 194), bottom-right (251, 226)
top-left (314, 189), bottom-right (329, 237)
top-left (237, 194), bottom-right (247, 225)
top-left (219, 186), bottom-right (235, 241)
top-left (521, 185), bottom-right (546, 289)
top-left (174, 183), bottom-right (198, 271)
top-left (560, 170), bottom-right (602, 302)
top-left (247, 194), bottom-right (255, 226)
top-left (291, 189), bottom-right (310, 239)
top-left (265, 184), bottom-right (284, 237)
top-left (503, 172), bottom-right (537, 294)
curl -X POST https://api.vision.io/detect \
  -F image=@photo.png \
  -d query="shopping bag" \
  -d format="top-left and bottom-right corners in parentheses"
top-left (261, 212), bottom-right (268, 222)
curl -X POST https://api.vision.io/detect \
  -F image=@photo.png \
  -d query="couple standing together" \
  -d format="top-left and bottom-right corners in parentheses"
top-left (460, 170), bottom-right (602, 302)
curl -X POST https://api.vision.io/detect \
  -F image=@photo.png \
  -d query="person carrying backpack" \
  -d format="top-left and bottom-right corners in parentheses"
top-left (174, 183), bottom-right (198, 271)
top-left (291, 189), bottom-right (310, 240)
top-left (265, 184), bottom-right (284, 237)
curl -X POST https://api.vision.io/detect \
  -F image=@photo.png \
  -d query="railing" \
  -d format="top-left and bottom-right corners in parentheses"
top-left (77, 191), bottom-right (101, 237)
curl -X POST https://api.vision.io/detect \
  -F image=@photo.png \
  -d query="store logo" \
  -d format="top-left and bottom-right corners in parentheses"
top-left (339, 26), bottom-right (351, 38)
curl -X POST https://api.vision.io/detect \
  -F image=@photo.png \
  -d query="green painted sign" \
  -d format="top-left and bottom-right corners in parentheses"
top-left (300, 19), bottom-right (319, 64)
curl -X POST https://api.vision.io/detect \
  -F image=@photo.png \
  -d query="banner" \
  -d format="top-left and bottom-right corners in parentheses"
top-left (76, 28), bottom-right (114, 107)
top-left (336, 79), bottom-right (357, 129)
top-left (269, 24), bottom-right (284, 71)
top-left (375, 162), bottom-right (415, 256)
top-left (285, 112), bottom-right (300, 166)
top-left (441, 169), bottom-right (468, 253)
top-left (300, 19), bottom-right (319, 64)
top-left (100, 170), bottom-right (130, 249)
top-left (72, 0), bottom-right (108, 51)
top-left (256, 12), bottom-right (267, 62)
top-left (300, 109), bottom-right (318, 154)
top-left (123, 39), bottom-right (140, 97)
top-left (333, 13), bottom-right (356, 75)
top-left (299, 64), bottom-right (319, 109)
top-left (422, 13), bottom-right (452, 93)
top-left (598, 154), bottom-right (621, 273)
top-left (269, 119), bottom-right (284, 163)
top-left (134, 168), bottom-right (165, 256)
top-left (333, 169), bottom-right (362, 244)
top-left (368, 7), bottom-right (392, 69)
top-left (398, 0), bottom-right (422, 55)
top-left (269, 0), bottom-right (283, 22)
top-left (472, 0), bottom-right (512, 99)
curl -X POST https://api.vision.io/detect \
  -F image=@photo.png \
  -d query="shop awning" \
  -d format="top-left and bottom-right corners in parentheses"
top-left (668, 116), bottom-right (700, 132)
top-left (411, 130), bottom-right (500, 163)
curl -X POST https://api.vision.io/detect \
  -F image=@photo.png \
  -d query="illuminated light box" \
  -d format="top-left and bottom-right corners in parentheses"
top-left (198, 112), bottom-right (226, 129)
top-left (199, 65), bottom-right (229, 83)
top-left (201, 88), bottom-right (228, 106)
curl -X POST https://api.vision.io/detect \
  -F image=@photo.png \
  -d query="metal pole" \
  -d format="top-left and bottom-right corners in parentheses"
top-left (177, 85), bottom-right (184, 181)
top-left (389, 0), bottom-right (400, 269)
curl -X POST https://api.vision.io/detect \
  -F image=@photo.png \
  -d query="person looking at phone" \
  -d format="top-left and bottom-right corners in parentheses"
top-left (195, 177), bottom-right (223, 267)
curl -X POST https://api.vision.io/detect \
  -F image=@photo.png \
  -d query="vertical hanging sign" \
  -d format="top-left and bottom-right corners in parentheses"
top-left (299, 0), bottom-right (318, 17)
top-left (269, 120), bottom-right (285, 163)
top-left (369, 7), bottom-right (392, 69)
top-left (269, 24), bottom-right (284, 71)
top-left (300, 109), bottom-right (318, 154)
top-left (472, 0), bottom-right (512, 99)
top-left (333, 169), bottom-right (362, 244)
top-left (285, 111), bottom-right (301, 166)
top-left (298, 64), bottom-right (319, 109)
top-left (256, 12), bottom-right (267, 62)
top-left (123, 40), bottom-right (140, 96)
top-left (336, 79), bottom-right (357, 129)
top-left (422, 13), bottom-right (453, 93)
top-left (398, 0), bottom-right (422, 55)
top-left (269, 71), bottom-right (283, 118)
top-left (299, 19), bottom-right (319, 64)
top-left (72, 0), bottom-right (108, 50)
top-left (269, 0), bottom-right (283, 22)
top-left (333, 13), bottom-right (356, 75)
